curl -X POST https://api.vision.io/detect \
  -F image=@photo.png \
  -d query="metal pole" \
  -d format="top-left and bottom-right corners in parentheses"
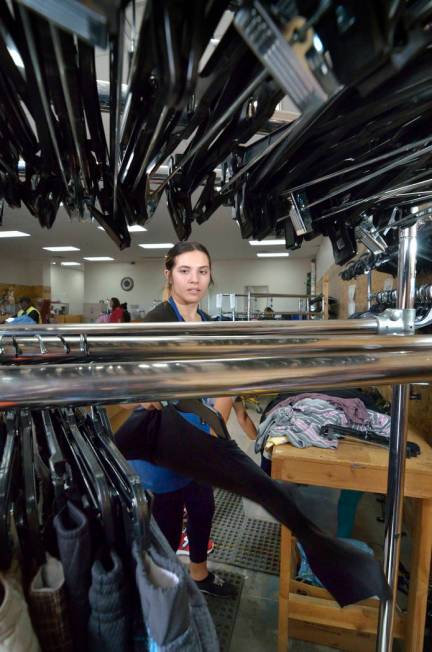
top-left (376, 224), bottom-right (417, 651)
top-left (367, 272), bottom-right (372, 311)
top-left (3, 343), bottom-right (432, 408)
top-left (247, 292), bottom-right (251, 321)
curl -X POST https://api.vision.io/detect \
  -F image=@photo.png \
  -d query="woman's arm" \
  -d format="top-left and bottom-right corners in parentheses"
top-left (213, 396), bottom-right (258, 440)
top-left (232, 398), bottom-right (258, 440)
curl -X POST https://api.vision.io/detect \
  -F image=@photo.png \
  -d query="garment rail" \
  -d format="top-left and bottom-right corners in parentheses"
top-left (1, 346), bottom-right (432, 408)
top-left (1, 332), bottom-right (432, 365)
top-left (0, 316), bottom-right (385, 337)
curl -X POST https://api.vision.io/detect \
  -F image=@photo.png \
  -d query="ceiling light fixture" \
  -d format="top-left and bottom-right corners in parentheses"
top-left (43, 246), bottom-right (80, 252)
top-left (128, 225), bottom-right (147, 232)
top-left (249, 239), bottom-right (285, 246)
top-left (83, 256), bottom-right (115, 261)
top-left (0, 230), bottom-right (30, 238)
top-left (138, 243), bottom-right (174, 249)
top-left (98, 225), bottom-right (147, 233)
top-left (256, 252), bottom-right (290, 258)
top-left (60, 262), bottom-right (81, 266)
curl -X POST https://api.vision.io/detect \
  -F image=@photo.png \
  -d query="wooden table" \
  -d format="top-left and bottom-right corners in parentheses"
top-left (271, 427), bottom-right (432, 652)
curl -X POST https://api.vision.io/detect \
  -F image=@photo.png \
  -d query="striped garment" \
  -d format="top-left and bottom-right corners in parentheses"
top-left (255, 398), bottom-right (391, 455)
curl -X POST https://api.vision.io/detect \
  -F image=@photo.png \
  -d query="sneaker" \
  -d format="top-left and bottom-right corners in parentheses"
top-left (195, 572), bottom-right (237, 598)
top-left (176, 531), bottom-right (190, 557)
top-left (176, 531), bottom-right (215, 557)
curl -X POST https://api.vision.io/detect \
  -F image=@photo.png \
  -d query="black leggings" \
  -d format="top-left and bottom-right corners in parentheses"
top-left (152, 482), bottom-right (214, 563)
top-left (116, 406), bottom-right (389, 607)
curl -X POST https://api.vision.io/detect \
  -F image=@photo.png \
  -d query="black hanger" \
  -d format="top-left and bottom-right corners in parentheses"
top-left (81, 406), bottom-right (151, 551)
top-left (19, 409), bottom-right (46, 569)
top-left (40, 409), bottom-right (71, 508)
top-left (173, 399), bottom-right (231, 440)
top-left (56, 408), bottom-right (116, 546)
top-left (0, 412), bottom-right (19, 570)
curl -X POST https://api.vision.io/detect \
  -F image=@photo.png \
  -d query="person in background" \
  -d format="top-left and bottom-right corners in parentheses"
top-left (121, 302), bottom-right (131, 322)
top-left (262, 305), bottom-right (275, 320)
top-left (128, 241), bottom-right (237, 598)
top-left (108, 297), bottom-right (125, 323)
top-left (16, 296), bottom-right (41, 323)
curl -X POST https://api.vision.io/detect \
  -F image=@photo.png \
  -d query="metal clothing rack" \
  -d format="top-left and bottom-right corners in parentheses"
top-left (0, 226), bottom-right (426, 651)
top-left (215, 291), bottom-right (316, 321)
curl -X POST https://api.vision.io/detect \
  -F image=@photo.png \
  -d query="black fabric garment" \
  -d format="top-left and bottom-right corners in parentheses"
top-left (143, 301), bottom-right (210, 323)
top-left (116, 406), bottom-right (390, 607)
top-left (152, 482), bottom-right (215, 563)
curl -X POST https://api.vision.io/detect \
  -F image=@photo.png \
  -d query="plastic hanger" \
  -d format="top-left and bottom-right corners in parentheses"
top-left (81, 406), bottom-right (151, 551)
top-left (57, 408), bottom-right (116, 546)
top-left (0, 412), bottom-right (19, 570)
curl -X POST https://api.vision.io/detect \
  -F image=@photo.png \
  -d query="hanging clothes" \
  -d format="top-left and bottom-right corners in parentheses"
top-left (88, 549), bottom-right (131, 652)
top-left (28, 554), bottom-right (73, 652)
top-left (0, 573), bottom-right (41, 652)
top-left (53, 502), bottom-right (92, 652)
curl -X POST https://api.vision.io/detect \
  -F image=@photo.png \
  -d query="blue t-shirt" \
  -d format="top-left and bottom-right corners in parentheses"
top-left (129, 297), bottom-right (211, 493)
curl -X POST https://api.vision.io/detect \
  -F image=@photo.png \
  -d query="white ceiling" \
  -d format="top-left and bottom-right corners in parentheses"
top-left (0, 201), bottom-right (322, 264)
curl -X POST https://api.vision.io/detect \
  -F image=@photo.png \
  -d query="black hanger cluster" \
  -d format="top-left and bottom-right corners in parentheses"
top-left (0, 1), bottom-right (431, 266)
top-left (0, 405), bottom-right (151, 581)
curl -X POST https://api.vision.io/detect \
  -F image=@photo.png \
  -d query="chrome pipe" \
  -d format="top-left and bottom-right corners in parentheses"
top-left (377, 224), bottom-right (418, 652)
top-left (367, 272), bottom-right (372, 311)
top-left (3, 333), bottom-right (432, 366)
top-left (0, 347), bottom-right (432, 408)
top-left (0, 318), bottom-right (380, 338)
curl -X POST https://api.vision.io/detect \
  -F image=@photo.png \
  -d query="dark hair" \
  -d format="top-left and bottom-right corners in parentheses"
top-left (163, 242), bottom-right (214, 300)
top-left (165, 242), bottom-right (213, 279)
top-left (121, 302), bottom-right (131, 322)
top-left (19, 296), bottom-right (31, 305)
top-left (111, 297), bottom-right (120, 309)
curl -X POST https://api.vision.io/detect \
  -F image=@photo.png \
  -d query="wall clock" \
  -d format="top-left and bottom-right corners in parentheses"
top-left (121, 276), bottom-right (134, 291)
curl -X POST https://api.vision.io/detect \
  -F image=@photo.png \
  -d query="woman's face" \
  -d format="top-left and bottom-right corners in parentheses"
top-left (166, 250), bottom-right (211, 305)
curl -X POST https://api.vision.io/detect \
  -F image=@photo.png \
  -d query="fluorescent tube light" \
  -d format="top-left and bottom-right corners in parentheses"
top-left (98, 225), bottom-right (147, 232)
top-left (128, 225), bottom-right (147, 232)
top-left (43, 246), bottom-right (80, 252)
top-left (83, 257), bottom-right (115, 261)
top-left (139, 243), bottom-right (174, 249)
top-left (249, 239), bottom-right (285, 246)
top-left (256, 252), bottom-right (290, 258)
top-left (0, 230), bottom-right (30, 238)
top-left (61, 262), bottom-right (81, 266)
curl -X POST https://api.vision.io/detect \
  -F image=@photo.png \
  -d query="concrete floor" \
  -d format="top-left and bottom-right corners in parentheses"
top-left (209, 403), bottom-right (410, 651)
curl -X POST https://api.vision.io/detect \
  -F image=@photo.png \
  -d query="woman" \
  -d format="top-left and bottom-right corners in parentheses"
top-left (116, 242), bottom-right (390, 607)
top-left (130, 242), bottom-right (236, 598)
top-left (108, 297), bottom-right (125, 323)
